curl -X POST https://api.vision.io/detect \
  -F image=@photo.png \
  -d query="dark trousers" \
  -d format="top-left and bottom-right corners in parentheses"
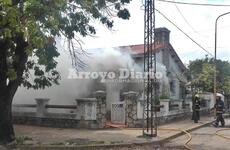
top-left (215, 113), bottom-right (225, 126)
top-left (192, 111), bottom-right (200, 123)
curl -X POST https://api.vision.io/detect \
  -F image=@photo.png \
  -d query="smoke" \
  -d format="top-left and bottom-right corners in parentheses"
top-left (13, 45), bottom-right (170, 106)
top-left (13, 47), bottom-right (140, 105)
top-left (83, 47), bottom-right (142, 109)
top-left (156, 62), bottom-right (170, 98)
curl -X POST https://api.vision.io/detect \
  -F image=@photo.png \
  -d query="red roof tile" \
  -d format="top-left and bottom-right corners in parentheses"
top-left (119, 43), bottom-right (167, 54)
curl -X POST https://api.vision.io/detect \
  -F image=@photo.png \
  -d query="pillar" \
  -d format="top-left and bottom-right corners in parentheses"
top-left (35, 98), bottom-right (50, 117)
top-left (94, 91), bottom-right (106, 128)
top-left (123, 91), bottom-right (138, 128)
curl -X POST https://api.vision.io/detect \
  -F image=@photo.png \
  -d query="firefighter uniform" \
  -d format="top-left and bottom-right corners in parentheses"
top-left (192, 95), bottom-right (200, 123)
top-left (214, 97), bottom-right (225, 127)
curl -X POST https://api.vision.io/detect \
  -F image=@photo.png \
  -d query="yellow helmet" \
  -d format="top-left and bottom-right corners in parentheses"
top-left (194, 94), bottom-right (199, 98)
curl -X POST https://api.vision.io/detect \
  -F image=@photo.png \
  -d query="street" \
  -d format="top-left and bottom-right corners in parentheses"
top-left (162, 118), bottom-right (230, 150)
top-left (8, 118), bottom-right (229, 150)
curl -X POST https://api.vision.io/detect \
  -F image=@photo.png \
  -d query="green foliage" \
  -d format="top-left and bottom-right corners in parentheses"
top-left (188, 57), bottom-right (230, 95)
top-left (159, 94), bottom-right (169, 99)
top-left (0, 0), bottom-right (131, 89)
top-left (6, 68), bottom-right (17, 81)
top-left (16, 136), bottom-right (33, 144)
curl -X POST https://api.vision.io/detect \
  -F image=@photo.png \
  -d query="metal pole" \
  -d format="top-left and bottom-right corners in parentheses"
top-left (143, 0), bottom-right (156, 137)
top-left (214, 12), bottom-right (230, 115)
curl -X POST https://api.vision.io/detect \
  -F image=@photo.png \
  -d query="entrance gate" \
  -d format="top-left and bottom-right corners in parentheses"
top-left (111, 102), bottom-right (126, 124)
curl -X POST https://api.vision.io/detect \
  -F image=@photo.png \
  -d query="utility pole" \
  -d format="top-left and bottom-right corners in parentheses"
top-left (142, 0), bottom-right (157, 137)
top-left (214, 12), bottom-right (230, 114)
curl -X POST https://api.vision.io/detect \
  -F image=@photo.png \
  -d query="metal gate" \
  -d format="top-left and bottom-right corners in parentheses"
top-left (111, 102), bottom-right (125, 124)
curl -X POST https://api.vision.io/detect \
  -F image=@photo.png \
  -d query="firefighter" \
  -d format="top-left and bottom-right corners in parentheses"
top-left (213, 96), bottom-right (225, 127)
top-left (192, 94), bottom-right (200, 123)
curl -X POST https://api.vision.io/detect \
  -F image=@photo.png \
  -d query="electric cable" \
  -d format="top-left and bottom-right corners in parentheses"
top-left (139, 5), bottom-right (214, 56)
top-left (157, 0), bottom-right (230, 7)
top-left (173, 2), bottom-right (198, 34)
top-left (155, 8), bottom-right (214, 56)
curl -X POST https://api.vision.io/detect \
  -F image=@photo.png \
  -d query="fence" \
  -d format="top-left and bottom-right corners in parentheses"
top-left (12, 91), bottom-right (107, 129)
top-left (13, 91), bottom-right (212, 129)
top-left (124, 92), bottom-right (211, 127)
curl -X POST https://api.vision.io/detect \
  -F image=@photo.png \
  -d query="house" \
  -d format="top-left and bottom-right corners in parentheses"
top-left (12, 27), bottom-right (192, 127)
top-left (120, 27), bottom-right (188, 101)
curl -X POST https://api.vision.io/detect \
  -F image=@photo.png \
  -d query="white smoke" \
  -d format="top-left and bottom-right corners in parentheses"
top-left (13, 45), bottom-right (170, 106)
top-left (13, 47), bottom-right (140, 105)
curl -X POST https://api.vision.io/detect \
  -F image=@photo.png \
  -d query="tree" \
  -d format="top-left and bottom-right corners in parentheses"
top-left (0, 0), bottom-right (131, 144)
top-left (188, 57), bottom-right (230, 95)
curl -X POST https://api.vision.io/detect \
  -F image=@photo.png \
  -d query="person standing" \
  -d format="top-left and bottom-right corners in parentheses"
top-left (213, 96), bottom-right (225, 127)
top-left (192, 94), bottom-right (200, 123)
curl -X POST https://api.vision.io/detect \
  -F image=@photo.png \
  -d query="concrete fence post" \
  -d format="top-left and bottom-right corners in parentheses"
top-left (188, 101), bottom-right (193, 112)
top-left (35, 98), bottom-right (50, 117)
top-left (178, 100), bottom-right (183, 110)
top-left (94, 91), bottom-right (106, 128)
top-left (160, 99), bottom-right (170, 116)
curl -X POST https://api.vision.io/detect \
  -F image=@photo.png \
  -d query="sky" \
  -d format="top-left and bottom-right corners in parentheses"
top-left (81, 0), bottom-right (230, 64)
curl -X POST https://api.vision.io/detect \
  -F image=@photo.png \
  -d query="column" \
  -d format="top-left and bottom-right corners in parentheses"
top-left (35, 98), bottom-right (50, 117)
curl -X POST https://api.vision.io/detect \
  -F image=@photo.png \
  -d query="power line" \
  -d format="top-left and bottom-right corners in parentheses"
top-left (157, 0), bottom-right (230, 7)
top-left (174, 3), bottom-right (198, 33)
top-left (155, 8), bottom-right (213, 56)
top-left (173, 2), bottom-right (208, 38)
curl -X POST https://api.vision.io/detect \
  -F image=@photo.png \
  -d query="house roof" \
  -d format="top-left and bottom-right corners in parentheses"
top-left (119, 43), bottom-right (165, 55)
top-left (119, 43), bottom-right (187, 72)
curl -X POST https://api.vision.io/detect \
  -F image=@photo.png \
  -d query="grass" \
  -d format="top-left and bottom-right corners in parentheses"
top-left (16, 136), bottom-right (33, 144)
top-left (110, 141), bottom-right (124, 144)
top-left (136, 135), bottom-right (153, 139)
top-left (51, 138), bottom-right (105, 146)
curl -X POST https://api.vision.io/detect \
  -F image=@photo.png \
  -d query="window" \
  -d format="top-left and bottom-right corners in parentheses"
top-left (170, 80), bottom-right (176, 95)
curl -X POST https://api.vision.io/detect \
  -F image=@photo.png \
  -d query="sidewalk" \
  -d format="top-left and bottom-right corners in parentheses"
top-left (14, 115), bottom-right (215, 149)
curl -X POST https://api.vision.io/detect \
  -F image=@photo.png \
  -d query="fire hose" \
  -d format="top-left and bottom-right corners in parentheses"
top-left (159, 128), bottom-right (193, 150)
top-left (119, 126), bottom-right (230, 150)
top-left (158, 126), bottom-right (230, 150)
top-left (119, 127), bottom-right (193, 150)
top-left (215, 128), bottom-right (230, 140)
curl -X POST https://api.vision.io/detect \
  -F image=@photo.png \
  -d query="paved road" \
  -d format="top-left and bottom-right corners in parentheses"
top-left (165, 118), bottom-right (230, 150)
top-left (13, 116), bottom-right (213, 146)
top-left (100, 118), bottom-right (230, 150)
top-left (7, 116), bottom-right (227, 150)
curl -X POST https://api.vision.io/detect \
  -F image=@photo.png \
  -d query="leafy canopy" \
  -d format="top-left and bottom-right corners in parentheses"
top-left (188, 57), bottom-right (230, 95)
top-left (0, 0), bottom-right (131, 89)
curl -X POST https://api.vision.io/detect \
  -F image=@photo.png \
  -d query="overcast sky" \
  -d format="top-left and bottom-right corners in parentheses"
top-left (81, 0), bottom-right (230, 64)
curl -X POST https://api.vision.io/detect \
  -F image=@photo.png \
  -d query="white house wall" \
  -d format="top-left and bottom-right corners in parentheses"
top-left (135, 48), bottom-right (186, 100)
top-left (168, 51), bottom-right (185, 100)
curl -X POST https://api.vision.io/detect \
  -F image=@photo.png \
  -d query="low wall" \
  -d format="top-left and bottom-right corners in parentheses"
top-left (13, 91), bottom-right (211, 129)
top-left (13, 115), bottom-right (99, 129)
top-left (124, 92), bottom-right (211, 128)
top-left (13, 108), bottom-right (210, 128)
top-left (13, 91), bottom-right (106, 129)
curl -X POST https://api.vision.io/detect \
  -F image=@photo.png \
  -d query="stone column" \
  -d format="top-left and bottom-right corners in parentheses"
top-left (94, 91), bottom-right (106, 128)
top-left (123, 91), bottom-right (138, 128)
top-left (35, 98), bottom-right (50, 117)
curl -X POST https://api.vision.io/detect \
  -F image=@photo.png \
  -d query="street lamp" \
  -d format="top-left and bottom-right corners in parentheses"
top-left (214, 11), bottom-right (230, 111)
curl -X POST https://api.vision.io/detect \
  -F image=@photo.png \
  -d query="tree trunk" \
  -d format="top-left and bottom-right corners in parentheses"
top-left (0, 32), bottom-right (28, 145)
top-left (0, 90), bottom-right (16, 144)
top-left (0, 40), bottom-right (16, 144)
top-left (0, 80), bottom-right (19, 144)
